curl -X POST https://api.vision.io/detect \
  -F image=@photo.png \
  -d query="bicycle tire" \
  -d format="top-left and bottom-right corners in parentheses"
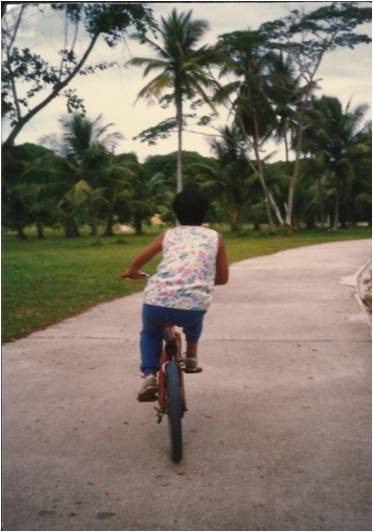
top-left (166, 361), bottom-right (183, 463)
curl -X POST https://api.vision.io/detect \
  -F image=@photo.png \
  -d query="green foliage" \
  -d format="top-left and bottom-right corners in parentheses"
top-left (256, 2), bottom-right (371, 227)
top-left (41, 112), bottom-right (125, 239)
top-left (2, 143), bottom-right (64, 238)
top-left (261, 2), bottom-right (371, 57)
top-left (118, 166), bottom-right (171, 234)
top-left (195, 125), bottom-right (260, 232)
top-left (217, 30), bottom-right (276, 139)
top-left (133, 117), bottom-right (178, 145)
top-left (1, 4), bottom-right (372, 237)
top-left (302, 95), bottom-right (371, 228)
top-left (143, 150), bottom-right (215, 189)
top-left (2, 3), bottom-right (154, 145)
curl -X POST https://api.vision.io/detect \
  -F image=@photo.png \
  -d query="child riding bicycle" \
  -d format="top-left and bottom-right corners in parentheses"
top-left (121, 188), bottom-right (229, 401)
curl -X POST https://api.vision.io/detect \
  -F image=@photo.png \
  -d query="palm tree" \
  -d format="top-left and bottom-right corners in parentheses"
top-left (41, 113), bottom-right (123, 239)
top-left (302, 96), bottom-right (370, 230)
top-left (266, 52), bottom-right (301, 165)
top-left (2, 143), bottom-right (66, 239)
top-left (59, 179), bottom-right (108, 242)
top-left (195, 125), bottom-right (258, 233)
top-left (266, 51), bottom-right (318, 232)
top-left (215, 30), bottom-right (283, 232)
top-left (130, 8), bottom-right (220, 192)
top-left (98, 153), bottom-right (138, 237)
top-left (119, 165), bottom-right (171, 235)
top-left (350, 127), bottom-right (372, 226)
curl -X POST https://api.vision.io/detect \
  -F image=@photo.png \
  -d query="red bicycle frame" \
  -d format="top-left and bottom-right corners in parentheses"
top-left (156, 324), bottom-right (187, 422)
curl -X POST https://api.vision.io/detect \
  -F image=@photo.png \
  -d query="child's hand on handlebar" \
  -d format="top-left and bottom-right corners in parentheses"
top-left (121, 270), bottom-right (148, 280)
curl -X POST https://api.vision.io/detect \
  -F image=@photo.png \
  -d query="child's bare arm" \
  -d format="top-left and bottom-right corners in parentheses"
top-left (215, 234), bottom-right (229, 285)
top-left (121, 233), bottom-right (164, 279)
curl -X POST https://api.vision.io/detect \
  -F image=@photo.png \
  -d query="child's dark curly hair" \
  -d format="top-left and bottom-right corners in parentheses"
top-left (172, 187), bottom-right (209, 226)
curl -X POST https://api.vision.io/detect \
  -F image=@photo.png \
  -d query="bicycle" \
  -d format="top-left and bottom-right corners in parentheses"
top-left (125, 272), bottom-right (196, 463)
top-left (156, 320), bottom-right (187, 463)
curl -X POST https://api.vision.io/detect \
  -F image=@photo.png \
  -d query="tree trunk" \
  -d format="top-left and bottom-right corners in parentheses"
top-left (285, 130), bottom-right (303, 234)
top-left (16, 226), bottom-right (27, 239)
top-left (104, 211), bottom-right (115, 237)
top-left (268, 190), bottom-right (284, 226)
top-left (252, 137), bottom-right (275, 233)
top-left (229, 208), bottom-right (244, 234)
top-left (305, 212), bottom-right (316, 229)
top-left (283, 122), bottom-right (294, 237)
top-left (332, 175), bottom-right (340, 231)
top-left (252, 115), bottom-right (282, 233)
top-left (350, 200), bottom-right (357, 227)
top-left (340, 203), bottom-right (348, 229)
top-left (63, 215), bottom-right (80, 238)
top-left (284, 43), bottom-right (327, 233)
top-left (176, 93), bottom-right (183, 193)
top-left (89, 206), bottom-right (100, 242)
top-left (237, 112), bottom-right (280, 232)
top-left (318, 176), bottom-right (326, 229)
top-left (134, 212), bottom-right (143, 235)
top-left (284, 96), bottom-right (308, 235)
top-left (284, 119), bottom-right (289, 164)
top-left (36, 220), bottom-right (44, 239)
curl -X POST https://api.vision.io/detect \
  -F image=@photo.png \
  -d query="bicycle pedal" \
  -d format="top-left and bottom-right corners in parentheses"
top-left (154, 406), bottom-right (165, 423)
top-left (137, 392), bottom-right (158, 402)
top-left (183, 367), bottom-right (203, 373)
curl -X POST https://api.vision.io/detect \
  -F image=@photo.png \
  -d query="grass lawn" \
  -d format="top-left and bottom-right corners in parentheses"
top-left (2, 225), bottom-right (371, 342)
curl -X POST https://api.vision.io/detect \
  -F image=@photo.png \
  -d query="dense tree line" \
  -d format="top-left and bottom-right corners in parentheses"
top-left (3, 114), bottom-right (370, 239)
top-left (2, 3), bottom-right (371, 238)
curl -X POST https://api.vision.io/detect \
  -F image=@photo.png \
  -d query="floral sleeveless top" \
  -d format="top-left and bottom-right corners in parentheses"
top-left (143, 225), bottom-right (219, 311)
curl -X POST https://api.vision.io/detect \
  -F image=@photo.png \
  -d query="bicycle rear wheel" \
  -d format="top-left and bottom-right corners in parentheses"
top-left (166, 361), bottom-right (183, 463)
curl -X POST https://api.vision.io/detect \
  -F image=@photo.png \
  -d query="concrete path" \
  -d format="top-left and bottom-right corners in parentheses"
top-left (2, 239), bottom-right (371, 531)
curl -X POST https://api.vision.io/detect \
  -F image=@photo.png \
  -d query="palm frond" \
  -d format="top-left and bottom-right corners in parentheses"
top-left (136, 72), bottom-right (173, 103)
top-left (130, 33), bottom-right (168, 59)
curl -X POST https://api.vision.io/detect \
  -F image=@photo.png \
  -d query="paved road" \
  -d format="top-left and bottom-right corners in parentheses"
top-left (2, 239), bottom-right (371, 531)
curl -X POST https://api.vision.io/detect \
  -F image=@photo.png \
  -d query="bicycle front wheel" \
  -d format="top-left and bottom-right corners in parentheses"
top-left (166, 361), bottom-right (183, 463)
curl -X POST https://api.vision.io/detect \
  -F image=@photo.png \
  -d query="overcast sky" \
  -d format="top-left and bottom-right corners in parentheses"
top-left (3, 1), bottom-right (372, 161)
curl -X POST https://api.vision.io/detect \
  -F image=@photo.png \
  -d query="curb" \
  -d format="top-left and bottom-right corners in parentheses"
top-left (339, 259), bottom-right (372, 327)
top-left (355, 260), bottom-right (372, 326)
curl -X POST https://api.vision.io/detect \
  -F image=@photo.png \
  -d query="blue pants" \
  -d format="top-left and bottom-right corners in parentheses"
top-left (140, 304), bottom-right (206, 375)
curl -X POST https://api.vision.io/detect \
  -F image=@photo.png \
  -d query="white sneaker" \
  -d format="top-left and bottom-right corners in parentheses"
top-left (182, 355), bottom-right (203, 373)
top-left (137, 374), bottom-right (158, 402)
